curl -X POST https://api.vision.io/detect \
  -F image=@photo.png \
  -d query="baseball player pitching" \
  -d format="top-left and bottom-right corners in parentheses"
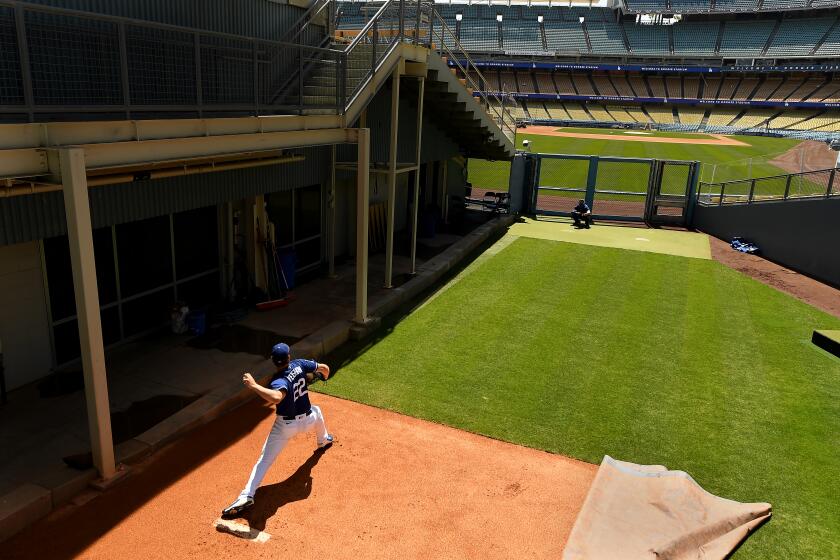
top-left (221, 342), bottom-right (333, 518)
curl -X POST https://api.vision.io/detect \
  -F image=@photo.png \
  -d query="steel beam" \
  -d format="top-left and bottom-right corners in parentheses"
top-left (59, 148), bottom-right (117, 481)
top-left (384, 69), bottom-right (400, 289)
top-left (328, 144), bottom-right (337, 278)
top-left (410, 78), bottom-right (425, 275)
top-left (355, 128), bottom-right (370, 324)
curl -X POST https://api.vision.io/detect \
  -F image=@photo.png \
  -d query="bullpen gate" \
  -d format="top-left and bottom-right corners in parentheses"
top-left (523, 153), bottom-right (700, 227)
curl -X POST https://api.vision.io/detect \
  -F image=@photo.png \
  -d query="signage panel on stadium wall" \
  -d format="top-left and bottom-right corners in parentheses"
top-left (476, 91), bottom-right (840, 110)
top-left (450, 59), bottom-right (840, 74)
top-left (450, 60), bottom-right (721, 73)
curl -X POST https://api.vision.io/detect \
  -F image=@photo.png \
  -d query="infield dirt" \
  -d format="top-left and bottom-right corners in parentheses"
top-left (522, 126), bottom-right (750, 146)
top-left (4, 394), bottom-right (596, 559)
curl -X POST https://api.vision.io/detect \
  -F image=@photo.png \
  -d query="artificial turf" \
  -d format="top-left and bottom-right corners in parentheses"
top-left (319, 237), bottom-right (840, 558)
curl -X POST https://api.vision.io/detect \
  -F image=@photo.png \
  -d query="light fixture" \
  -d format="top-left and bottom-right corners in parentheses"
top-left (538, 14), bottom-right (544, 23)
top-left (497, 13), bottom-right (503, 22)
top-left (456, 12), bottom-right (463, 21)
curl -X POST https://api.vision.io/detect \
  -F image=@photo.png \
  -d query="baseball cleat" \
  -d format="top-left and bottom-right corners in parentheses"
top-left (318, 434), bottom-right (334, 449)
top-left (221, 496), bottom-right (254, 518)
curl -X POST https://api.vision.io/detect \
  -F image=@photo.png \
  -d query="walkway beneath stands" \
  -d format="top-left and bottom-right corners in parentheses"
top-left (0, 249), bottom-right (433, 497)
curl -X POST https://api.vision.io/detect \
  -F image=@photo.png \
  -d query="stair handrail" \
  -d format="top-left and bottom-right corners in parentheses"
top-left (425, 6), bottom-right (518, 142)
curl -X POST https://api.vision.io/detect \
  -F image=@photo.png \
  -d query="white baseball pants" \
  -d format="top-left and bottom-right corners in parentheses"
top-left (240, 405), bottom-right (329, 498)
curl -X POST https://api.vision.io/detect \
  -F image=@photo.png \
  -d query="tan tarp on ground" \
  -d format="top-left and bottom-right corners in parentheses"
top-left (563, 456), bottom-right (771, 560)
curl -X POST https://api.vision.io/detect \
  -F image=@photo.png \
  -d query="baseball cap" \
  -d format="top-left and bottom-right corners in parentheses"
top-left (271, 343), bottom-right (290, 364)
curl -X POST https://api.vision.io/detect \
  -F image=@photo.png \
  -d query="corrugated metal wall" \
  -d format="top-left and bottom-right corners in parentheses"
top-left (0, 146), bottom-right (329, 246)
top-left (21, 0), bottom-right (308, 40)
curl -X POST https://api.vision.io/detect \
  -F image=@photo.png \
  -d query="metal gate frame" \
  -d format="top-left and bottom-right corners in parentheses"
top-left (525, 153), bottom-right (700, 227)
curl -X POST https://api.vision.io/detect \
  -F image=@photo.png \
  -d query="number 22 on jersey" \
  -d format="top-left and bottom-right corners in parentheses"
top-left (292, 378), bottom-right (308, 401)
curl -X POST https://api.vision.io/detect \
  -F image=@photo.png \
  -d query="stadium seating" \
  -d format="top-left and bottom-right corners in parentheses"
top-left (510, 102), bottom-right (528, 120)
top-left (788, 112), bottom-right (839, 130)
top-left (717, 77), bottom-right (740, 100)
top-left (807, 80), bottom-right (840, 102)
top-left (503, 21), bottom-right (542, 51)
top-left (534, 73), bottom-right (556, 94)
top-left (766, 18), bottom-right (834, 56)
top-left (767, 78), bottom-right (804, 102)
top-left (460, 21), bottom-right (499, 51)
top-left (554, 73), bottom-right (576, 95)
top-left (666, 77), bottom-right (682, 99)
top-left (499, 71), bottom-right (519, 92)
top-left (670, 0), bottom-right (718, 12)
top-left (573, 74), bottom-right (596, 96)
top-left (623, 0), bottom-right (840, 11)
top-left (678, 107), bottom-right (706, 125)
top-left (767, 111), bottom-right (818, 129)
top-left (647, 76), bottom-right (667, 97)
top-left (646, 105), bottom-right (675, 124)
top-left (482, 70), bottom-right (501, 92)
top-left (731, 109), bottom-right (776, 129)
top-left (587, 105), bottom-right (614, 122)
top-left (751, 78), bottom-right (784, 101)
top-left (718, 20), bottom-right (776, 56)
top-left (544, 102), bottom-right (570, 120)
top-left (593, 75), bottom-right (618, 96)
top-left (706, 108), bottom-right (741, 127)
top-left (586, 22), bottom-right (629, 55)
top-left (527, 101), bottom-right (551, 120)
top-left (683, 78), bottom-right (700, 99)
top-left (629, 76), bottom-right (650, 97)
top-left (624, 23), bottom-right (669, 55)
top-left (607, 106), bottom-right (637, 123)
top-left (565, 103), bottom-right (593, 121)
top-left (815, 23), bottom-right (840, 56)
top-left (672, 22), bottom-right (720, 56)
top-left (813, 114), bottom-right (840, 132)
top-left (786, 78), bottom-right (824, 102)
top-left (701, 78), bottom-right (721, 99)
top-left (624, 106), bottom-right (651, 123)
top-left (713, 0), bottom-right (760, 12)
top-left (544, 22), bottom-right (588, 53)
top-left (612, 75), bottom-right (635, 97)
top-left (732, 78), bottom-right (759, 100)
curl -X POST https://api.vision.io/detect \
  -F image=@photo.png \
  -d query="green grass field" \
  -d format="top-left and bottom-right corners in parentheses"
top-left (319, 236), bottom-right (840, 558)
top-left (468, 129), bottom-right (803, 194)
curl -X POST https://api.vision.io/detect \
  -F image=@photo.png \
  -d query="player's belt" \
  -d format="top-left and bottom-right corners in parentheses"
top-left (280, 409), bottom-right (311, 421)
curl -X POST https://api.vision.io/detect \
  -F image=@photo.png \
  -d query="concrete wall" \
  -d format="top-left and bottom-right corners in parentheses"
top-left (0, 242), bottom-right (53, 390)
top-left (693, 197), bottom-right (840, 288)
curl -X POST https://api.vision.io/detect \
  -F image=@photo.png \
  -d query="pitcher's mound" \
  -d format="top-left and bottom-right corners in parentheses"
top-left (212, 394), bottom-right (596, 558)
top-left (6, 394), bottom-right (596, 559)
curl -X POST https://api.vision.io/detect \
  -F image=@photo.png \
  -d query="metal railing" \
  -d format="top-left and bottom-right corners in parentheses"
top-left (698, 167), bottom-right (840, 205)
top-left (0, 0), bottom-right (519, 139)
top-left (425, 6), bottom-right (518, 142)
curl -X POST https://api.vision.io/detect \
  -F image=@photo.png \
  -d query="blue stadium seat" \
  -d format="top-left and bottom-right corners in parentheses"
top-left (766, 18), bottom-right (833, 56)
top-left (624, 23), bottom-right (669, 56)
top-left (718, 20), bottom-right (776, 56)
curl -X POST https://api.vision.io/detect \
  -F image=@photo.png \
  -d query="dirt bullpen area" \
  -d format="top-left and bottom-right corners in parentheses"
top-left (5, 394), bottom-right (596, 560)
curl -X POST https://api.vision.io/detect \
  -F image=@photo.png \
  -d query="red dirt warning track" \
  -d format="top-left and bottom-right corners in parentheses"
top-left (5, 394), bottom-right (595, 560)
top-left (523, 125), bottom-right (750, 146)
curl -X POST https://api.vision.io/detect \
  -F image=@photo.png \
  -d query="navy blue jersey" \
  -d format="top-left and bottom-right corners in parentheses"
top-left (574, 202), bottom-right (590, 213)
top-left (269, 359), bottom-right (318, 417)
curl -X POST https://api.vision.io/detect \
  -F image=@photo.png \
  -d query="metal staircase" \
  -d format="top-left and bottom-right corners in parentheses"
top-left (269, 0), bottom-right (516, 158)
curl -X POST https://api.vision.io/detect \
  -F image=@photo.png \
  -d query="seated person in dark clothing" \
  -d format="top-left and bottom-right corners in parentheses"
top-left (571, 199), bottom-right (592, 228)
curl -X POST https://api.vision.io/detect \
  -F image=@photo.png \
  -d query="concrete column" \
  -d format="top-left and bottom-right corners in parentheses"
top-left (59, 148), bottom-right (117, 480)
top-left (410, 77), bottom-right (425, 275)
top-left (328, 144), bottom-right (337, 278)
top-left (355, 128), bottom-right (370, 324)
top-left (384, 69), bottom-right (400, 288)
